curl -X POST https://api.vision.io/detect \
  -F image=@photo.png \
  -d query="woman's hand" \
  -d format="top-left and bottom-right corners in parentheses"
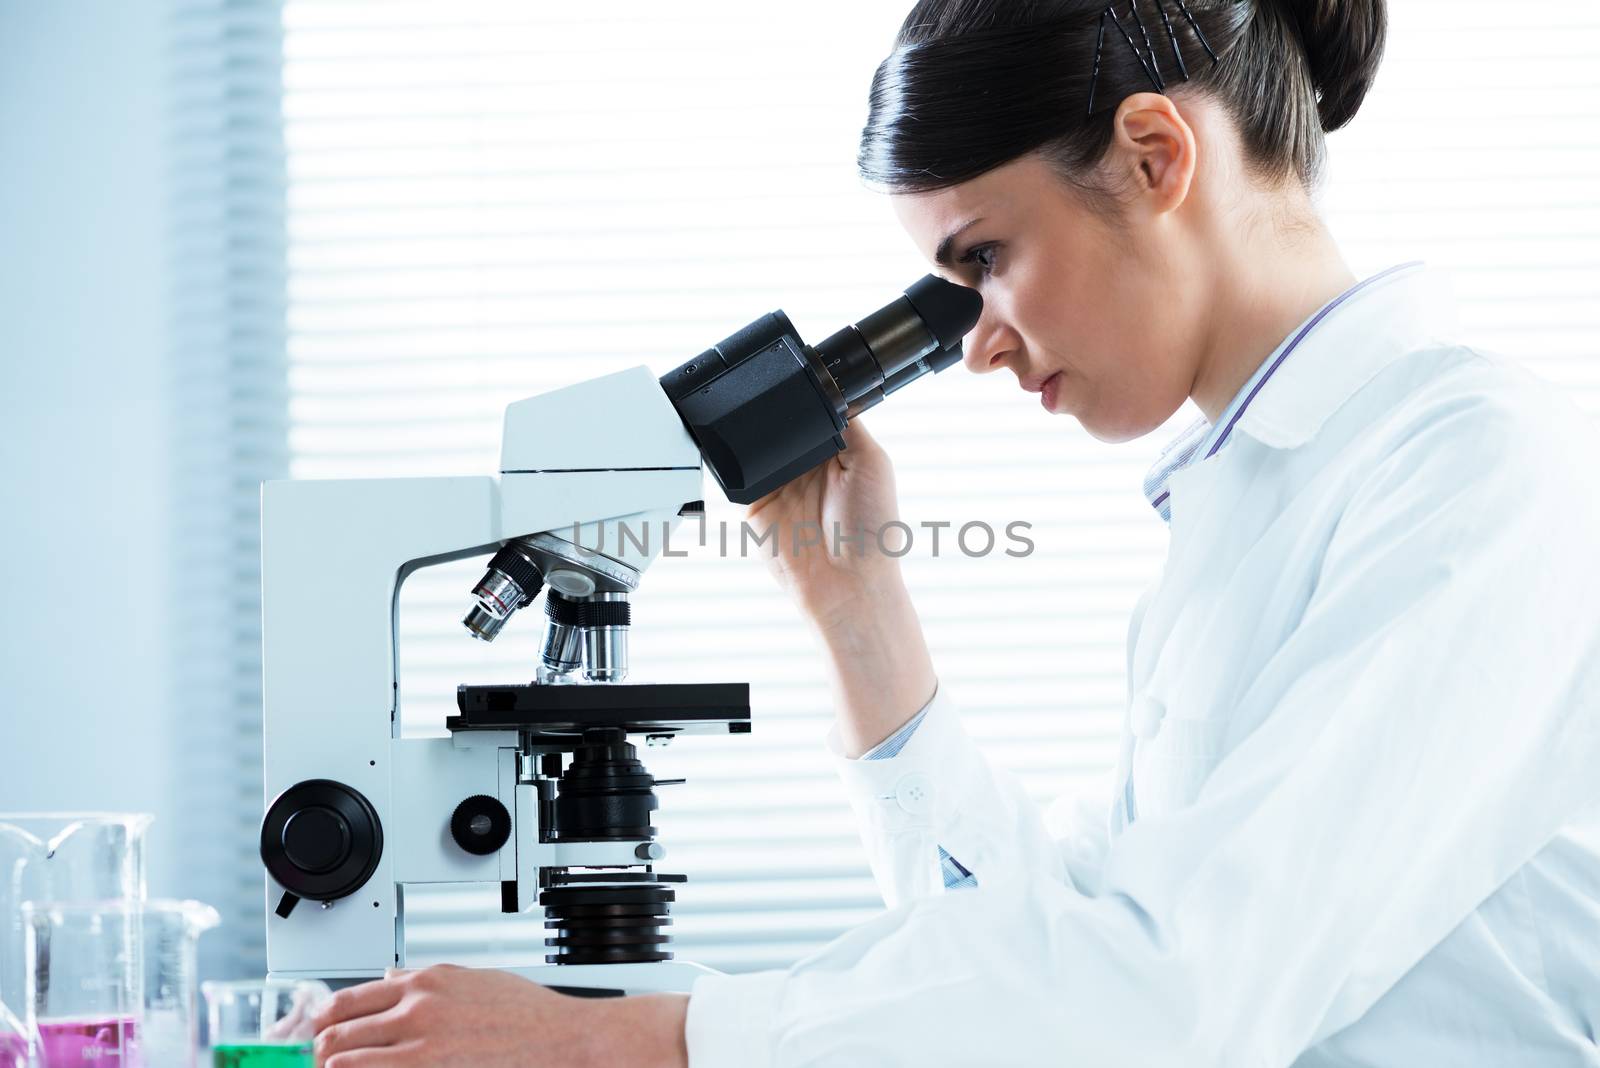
top-left (744, 421), bottom-right (905, 633)
top-left (311, 965), bottom-right (687, 1068)
top-left (744, 421), bottom-right (938, 756)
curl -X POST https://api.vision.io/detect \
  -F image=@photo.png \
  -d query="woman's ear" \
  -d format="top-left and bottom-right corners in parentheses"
top-left (1109, 92), bottom-right (1198, 216)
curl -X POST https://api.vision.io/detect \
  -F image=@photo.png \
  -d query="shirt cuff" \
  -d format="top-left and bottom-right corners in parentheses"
top-left (827, 682), bottom-right (977, 833)
top-left (859, 697), bottom-right (933, 760)
top-left (684, 969), bottom-right (786, 1068)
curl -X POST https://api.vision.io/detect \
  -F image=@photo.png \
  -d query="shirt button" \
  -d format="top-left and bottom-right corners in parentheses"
top-left (894, 773), bottom-right (933, 815)
top-left (1130, 694), bottom-right (1167, 741)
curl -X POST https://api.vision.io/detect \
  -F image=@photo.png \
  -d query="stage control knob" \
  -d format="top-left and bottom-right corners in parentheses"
top-left (261, 779), bottom-right (383, 908)
top-left (451, 795), bottom-right (512, 856)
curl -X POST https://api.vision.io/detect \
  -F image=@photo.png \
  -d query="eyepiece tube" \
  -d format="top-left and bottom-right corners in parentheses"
top-left (660, 275), bottom-right (981, 504)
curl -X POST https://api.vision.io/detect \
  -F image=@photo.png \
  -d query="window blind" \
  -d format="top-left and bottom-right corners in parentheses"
top-left (278, 0), bottom-right (1600, 974)
top-left (168, 0), bottom-right (289, 979)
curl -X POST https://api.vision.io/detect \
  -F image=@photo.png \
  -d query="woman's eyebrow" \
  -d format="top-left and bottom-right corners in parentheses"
top-left (934, 217), bottom-right (985, 268)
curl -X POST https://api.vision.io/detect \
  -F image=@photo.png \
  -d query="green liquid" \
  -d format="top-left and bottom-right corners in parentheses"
top-left (211, 1045), bottom-right (312, 1068)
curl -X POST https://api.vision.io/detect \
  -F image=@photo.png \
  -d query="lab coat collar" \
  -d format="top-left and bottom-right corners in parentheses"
top-left (1228, 263), bottom-right (1459, 451)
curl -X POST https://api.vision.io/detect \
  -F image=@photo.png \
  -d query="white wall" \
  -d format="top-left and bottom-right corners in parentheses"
top-left (0, 1), bottom-right (180, 898)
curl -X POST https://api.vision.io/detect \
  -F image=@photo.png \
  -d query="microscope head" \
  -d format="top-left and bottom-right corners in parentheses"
top-left (460, 275), bottom-right (982, 668)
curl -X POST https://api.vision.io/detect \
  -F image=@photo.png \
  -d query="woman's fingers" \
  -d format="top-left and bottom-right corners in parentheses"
top-left (313, 978), bottom-right (406, 1032)
top-left (322, 1041), bottom-right (425, 1068)
top-left (315, 1004), bottom-right (408, 1060)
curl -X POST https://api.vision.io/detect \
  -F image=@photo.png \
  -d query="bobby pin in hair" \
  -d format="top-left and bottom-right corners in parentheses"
top-left (1153, 0), bottom-right (1190, 80)
top-left (1087, 10), bottom-right (1108, 117)
top-left (1127, 0), bottom-right (1164, 91)
top-left (1172, 0), bottom-right (1220, 64)
top-left (1106, 4), bottom-right (1165, 94)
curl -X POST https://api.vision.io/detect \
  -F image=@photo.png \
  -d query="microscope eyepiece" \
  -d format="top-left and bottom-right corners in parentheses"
top-left (660, 275), bottom-right (982, 504)
top-left (904, 273), bottom-right (984, 351)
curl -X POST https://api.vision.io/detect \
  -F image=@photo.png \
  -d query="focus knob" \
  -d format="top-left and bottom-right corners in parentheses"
top-left (281, 806), bottom-right (350, 874)
top-left (261, 779), bottom-right (383, 904)
top-left (451, 795), bottom-right (512, 856)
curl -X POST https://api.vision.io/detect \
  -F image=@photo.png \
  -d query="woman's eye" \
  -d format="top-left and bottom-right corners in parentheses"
top-left (962, 244), bottom-right (999, 277)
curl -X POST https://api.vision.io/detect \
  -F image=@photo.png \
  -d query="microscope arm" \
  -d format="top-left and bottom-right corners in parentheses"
top-left (261, 368), bottom-right (702, 977)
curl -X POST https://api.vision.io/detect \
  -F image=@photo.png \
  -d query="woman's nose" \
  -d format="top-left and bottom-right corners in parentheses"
top-left (962, 310), bottom-right (1013, 375)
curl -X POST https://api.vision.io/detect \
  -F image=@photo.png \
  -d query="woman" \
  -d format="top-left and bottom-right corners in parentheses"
top-left (312, 0), bottom-right (1600, 1064)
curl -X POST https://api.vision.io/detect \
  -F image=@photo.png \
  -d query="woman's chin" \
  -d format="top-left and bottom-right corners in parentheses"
top-left (1077, 410), bottom-right (1155, 445)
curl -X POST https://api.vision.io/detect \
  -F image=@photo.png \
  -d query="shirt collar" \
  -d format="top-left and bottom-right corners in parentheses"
top-left (1230, 262), bottom-right (1457, 450)
top-left (1142, 263), bottom-right (1458, 521)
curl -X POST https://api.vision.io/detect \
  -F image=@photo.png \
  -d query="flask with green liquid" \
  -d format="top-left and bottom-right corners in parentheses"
top-left (203, 979), bottom-right (329, 1068)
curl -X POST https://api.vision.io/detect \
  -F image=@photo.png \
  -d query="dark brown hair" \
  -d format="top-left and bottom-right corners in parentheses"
top-left (858, 0), bottom-right (1387, 193)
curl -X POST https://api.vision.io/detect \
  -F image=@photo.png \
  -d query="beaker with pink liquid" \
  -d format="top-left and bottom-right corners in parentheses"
top-left (0, 1013), bottom-right (25, 1068)
top-left (0, 813), bottom-right (152, 1056)
top-left (22, 900), bottom-right (141, 1067)
top-left (23, 898), bottom-right (219, 1068)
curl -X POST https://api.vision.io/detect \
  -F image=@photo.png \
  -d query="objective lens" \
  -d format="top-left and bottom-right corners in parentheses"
top-left (539, 590), bottom-right (584, 678)
top-left (464, 603), bottom-right (511, 642)
top-left (462, 542), bottom-right (545, 643)
top-left (580, 593), bottom-right (630, 683)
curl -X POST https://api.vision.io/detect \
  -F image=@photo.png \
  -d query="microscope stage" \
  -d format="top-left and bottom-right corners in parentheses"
top-left (448, 681), bottom-right (750, 740)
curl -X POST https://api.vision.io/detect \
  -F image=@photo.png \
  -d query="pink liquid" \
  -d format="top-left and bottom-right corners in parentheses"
top-left (36, 1016), bottom-right (140, 1067)
top-left (0, 1031), bottom-right (27, 1068)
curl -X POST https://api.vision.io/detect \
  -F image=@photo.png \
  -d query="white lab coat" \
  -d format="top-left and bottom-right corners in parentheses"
top-left (685, 267), bottom-right (1600, 1066)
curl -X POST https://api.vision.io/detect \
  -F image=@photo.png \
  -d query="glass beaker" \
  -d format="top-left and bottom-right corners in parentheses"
top-left (141, 900), bottom-right (221, 1068)
top-left (0, 1009), bottom-right (25, 1068)
top-left (202, 980), bottom-right (330, 1068)
top-left (22, 900), bottom-right (142, 1067)
top-left (0, 814), bottom-right (151, 1050)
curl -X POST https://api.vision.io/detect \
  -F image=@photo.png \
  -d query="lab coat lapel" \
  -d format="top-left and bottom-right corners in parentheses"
top-left (1126, 265), bottom-right (1455, 701)
top-left (1128, 450), bottom-right (1252, 697)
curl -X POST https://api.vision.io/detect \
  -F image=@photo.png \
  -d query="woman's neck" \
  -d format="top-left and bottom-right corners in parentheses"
top-left (1188, 210), bottom-right (1356, 426)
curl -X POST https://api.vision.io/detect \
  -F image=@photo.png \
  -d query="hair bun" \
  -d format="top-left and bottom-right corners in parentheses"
top-left (1265, 0), bottom-right (1387, 131)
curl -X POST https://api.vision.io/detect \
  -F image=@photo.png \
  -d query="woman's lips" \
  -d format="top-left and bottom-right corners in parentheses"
top-left (1032, 371), bottom-right (1063, 410)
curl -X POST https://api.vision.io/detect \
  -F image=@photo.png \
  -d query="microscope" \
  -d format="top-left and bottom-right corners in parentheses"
top-left (258, 276), bottom-right (981, 994)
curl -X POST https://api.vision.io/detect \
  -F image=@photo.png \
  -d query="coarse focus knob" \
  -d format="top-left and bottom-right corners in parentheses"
top-left (450, 794), bottom-right (512, 856)
top-left (281, 806), bottom-right (350, 874)
top-left (261, 779), bottom-right (383, 905)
